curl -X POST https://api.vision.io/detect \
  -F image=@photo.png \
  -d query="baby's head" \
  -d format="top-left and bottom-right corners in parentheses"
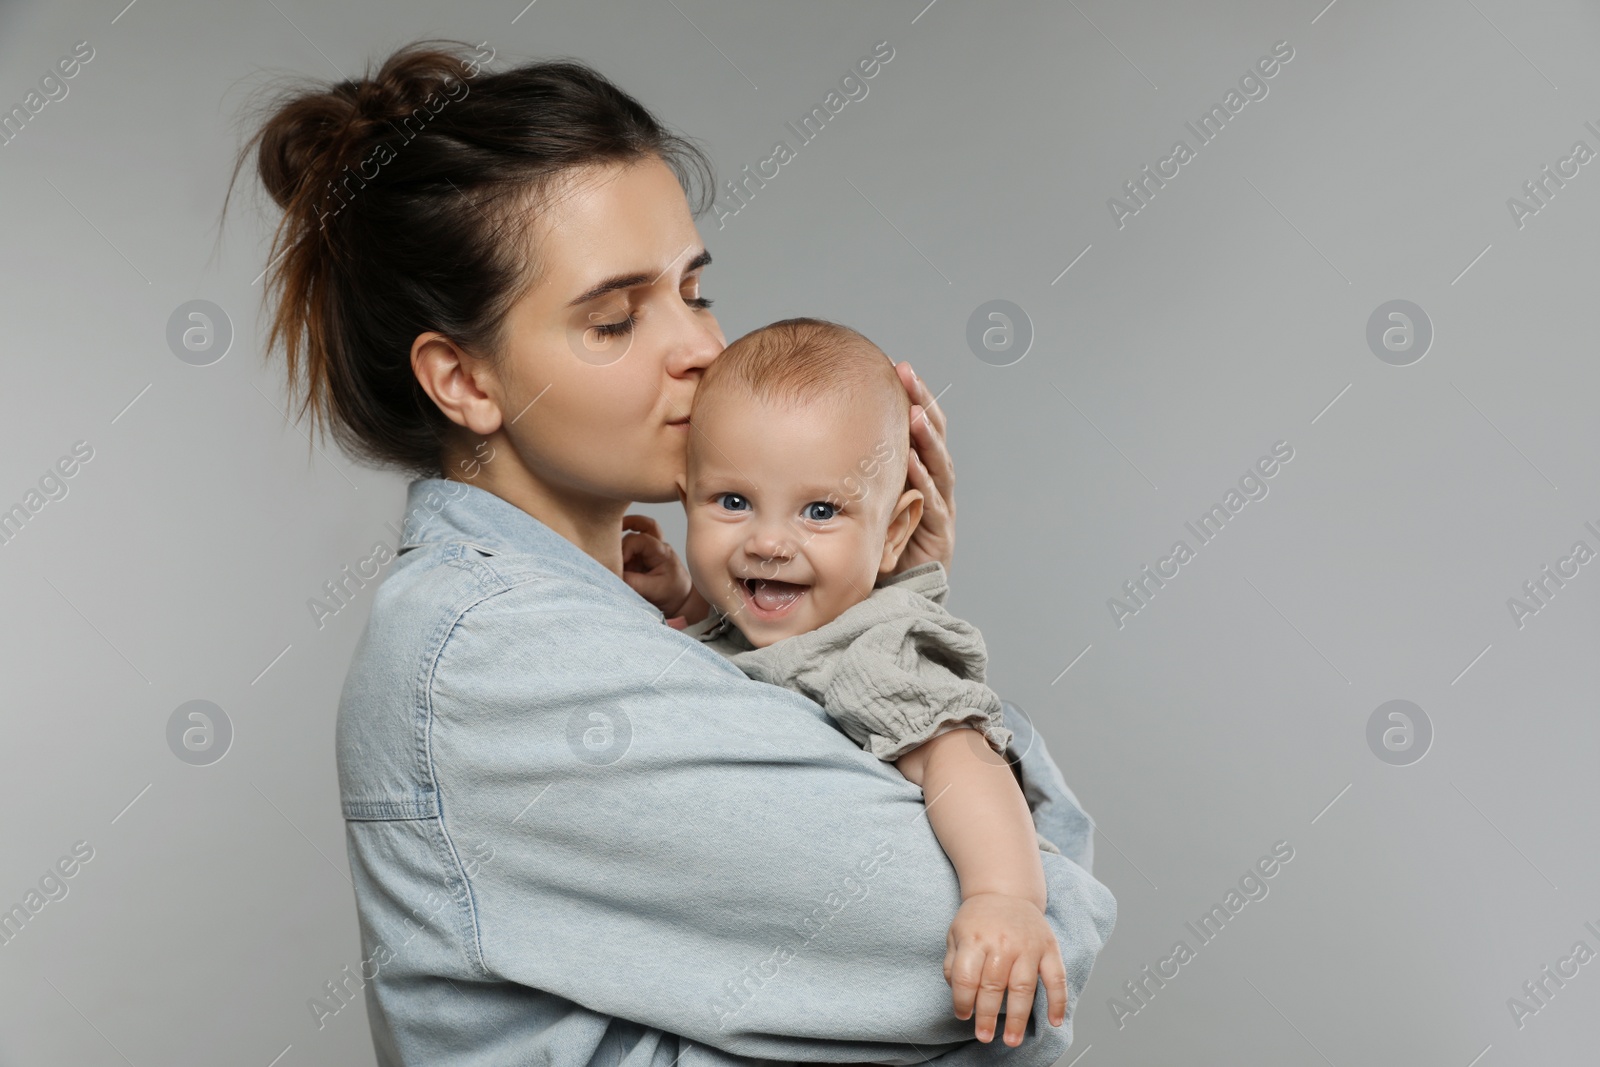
top-left (676, 318), bottom-right (924, 648)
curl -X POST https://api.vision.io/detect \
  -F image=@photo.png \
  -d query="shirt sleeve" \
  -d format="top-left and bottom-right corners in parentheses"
top-left (424, 570), bottom-right (1115, 1063)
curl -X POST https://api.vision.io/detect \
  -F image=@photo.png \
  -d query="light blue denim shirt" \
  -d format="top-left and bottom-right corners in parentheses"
top-left (336, 477), bottom-right (1116, 1067)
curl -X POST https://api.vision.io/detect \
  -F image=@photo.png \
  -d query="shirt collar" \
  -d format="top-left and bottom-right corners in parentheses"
top-left (395, 477), bottom-right (630, 593)
top-left (400, 476), bottom-right (675, 617)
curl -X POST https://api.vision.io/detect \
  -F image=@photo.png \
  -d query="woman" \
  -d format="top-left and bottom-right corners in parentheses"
top-left (230, 38), bottom-right (1114, 1067)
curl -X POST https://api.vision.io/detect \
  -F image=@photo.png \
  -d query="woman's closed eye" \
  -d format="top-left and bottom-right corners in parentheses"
top-left (592, 289), bottom-right (710, 335)
top-left (682, 270), bottom-right (714, 312)
top-left (592, 312), bottom-right (636, 338)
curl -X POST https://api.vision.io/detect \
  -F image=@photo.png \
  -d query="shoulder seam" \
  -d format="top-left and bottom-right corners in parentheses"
top-left (420, 568), bottom-right (548, 979)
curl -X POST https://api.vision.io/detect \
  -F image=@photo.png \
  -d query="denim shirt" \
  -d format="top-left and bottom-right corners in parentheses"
top-left (336, 477), bottom-right (1117, 1067)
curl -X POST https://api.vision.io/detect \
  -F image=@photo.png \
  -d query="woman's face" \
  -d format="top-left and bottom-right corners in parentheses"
top-left (485, 156), bottom-right (725, 505)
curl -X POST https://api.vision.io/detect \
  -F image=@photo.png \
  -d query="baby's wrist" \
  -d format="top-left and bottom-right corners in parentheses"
top-left (962, 886), bottom-right (1048, 914)
top-left (676, 587), bottom-right (713, 625)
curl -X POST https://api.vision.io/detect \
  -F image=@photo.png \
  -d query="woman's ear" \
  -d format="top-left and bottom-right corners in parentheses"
top-left (412, 332), bottom-right (505, 438)
top-left (879, 487), bottom-right (925, 575)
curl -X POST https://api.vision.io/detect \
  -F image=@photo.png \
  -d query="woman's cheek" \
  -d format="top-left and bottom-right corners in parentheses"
top-left (580, 376), bottom-right (645, 437)
top-left (619, 366), bottom-right (667, 423)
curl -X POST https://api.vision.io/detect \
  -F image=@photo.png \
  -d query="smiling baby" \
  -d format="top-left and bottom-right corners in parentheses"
top-left (629, 317), bottom-right (1069, 1044)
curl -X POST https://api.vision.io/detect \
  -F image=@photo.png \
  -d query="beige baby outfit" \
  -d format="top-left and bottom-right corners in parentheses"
top-left (683, 560), bottom-right (1060, 855)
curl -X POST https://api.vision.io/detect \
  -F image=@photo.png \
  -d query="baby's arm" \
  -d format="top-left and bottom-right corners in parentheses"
top-left (691, 566), bottom-right (1068, 1042)
top-left (897, 728), bottom-right (1067, 1047)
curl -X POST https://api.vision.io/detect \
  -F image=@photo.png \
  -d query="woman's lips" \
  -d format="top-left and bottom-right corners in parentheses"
top-left (740, 577), bottom-right (809, 619)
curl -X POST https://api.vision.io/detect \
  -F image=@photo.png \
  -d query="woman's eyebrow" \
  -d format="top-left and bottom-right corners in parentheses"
top-left (566, 249), bottom-right (712, 308)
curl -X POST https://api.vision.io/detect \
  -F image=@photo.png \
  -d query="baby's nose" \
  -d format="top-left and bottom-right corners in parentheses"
top-left (745, 530), bottom-right (796, 564)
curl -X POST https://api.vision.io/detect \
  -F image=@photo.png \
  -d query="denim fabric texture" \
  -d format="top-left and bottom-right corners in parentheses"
top-left (336, 477), bottom-right (1117, 1066)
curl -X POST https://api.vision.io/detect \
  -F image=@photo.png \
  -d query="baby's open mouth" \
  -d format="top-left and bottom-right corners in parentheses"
top-left (741, 577), bottom-right (809, 617)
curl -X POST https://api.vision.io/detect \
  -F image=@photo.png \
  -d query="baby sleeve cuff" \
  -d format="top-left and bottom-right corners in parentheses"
top-left (869, 709), bottom-right (1014, 763)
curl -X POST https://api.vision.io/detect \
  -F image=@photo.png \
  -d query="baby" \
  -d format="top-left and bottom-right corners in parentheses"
top-left (623, 318), bottom-right (1066, 1046)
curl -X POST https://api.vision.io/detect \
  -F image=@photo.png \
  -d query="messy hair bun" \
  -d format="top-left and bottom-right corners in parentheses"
top-left (225, 39), bottom-right (714, 476)
top-left (252, 46), bottom-right (474, 215)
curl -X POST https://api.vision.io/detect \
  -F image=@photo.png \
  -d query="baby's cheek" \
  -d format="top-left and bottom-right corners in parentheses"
top-left (810, 539), bottom-right (872, 617)
top-left (679, 523), bottom-right (710, 588)
top-left (853, 540), bottom-right (889, 598)
top-left (683, 529), bottom-right (737, 613)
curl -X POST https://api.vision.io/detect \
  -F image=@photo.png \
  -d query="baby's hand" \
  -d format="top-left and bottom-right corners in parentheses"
top-left (944, 893), bottom-right (1068, 1046)
top-left (621, 514), bottom-right (694, 619)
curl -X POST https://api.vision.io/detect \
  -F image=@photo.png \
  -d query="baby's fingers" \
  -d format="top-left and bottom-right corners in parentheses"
top-left (620, 532), bottom-right (667, 572)
top-left (1000, 956), bottom-right (1041, 1047)
top-left (621, 513), bottom-right (663, 539)
top-left (945, 939), bottom-right (987, 1024)
top-left (1041, 941), bottom-right (1069, 1029)
top-left (970, 953), bottom-right (1013, 1043)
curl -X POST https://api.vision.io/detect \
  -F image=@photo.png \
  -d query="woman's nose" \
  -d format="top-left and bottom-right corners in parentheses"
top-left (665, 306), bottom-right (724, 378)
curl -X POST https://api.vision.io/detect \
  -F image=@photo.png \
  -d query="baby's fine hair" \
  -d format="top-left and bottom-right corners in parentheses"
top-left (695, 318), bottom-right (910, 426)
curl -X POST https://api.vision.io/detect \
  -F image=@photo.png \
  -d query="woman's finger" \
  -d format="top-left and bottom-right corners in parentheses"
top-left (909, 403), bottom-right (955, 505)
top-left (907, 447), bottom-right (946, 519)
top-left (897, 361), bottom-right (947, 439)
top-left (904, 446), bottom-right (933, 510)
top-left (896, 445), bottom-right (955, 574)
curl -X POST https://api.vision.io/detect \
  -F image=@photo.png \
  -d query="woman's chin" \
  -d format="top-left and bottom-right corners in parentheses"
top-left (624, 474), bottom-right (682, 505)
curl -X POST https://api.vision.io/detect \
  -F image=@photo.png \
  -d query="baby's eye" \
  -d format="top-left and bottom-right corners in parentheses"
top-left (716, 492), bottom-right (750, 512)
top-left (803, 501), bottom-right (837, 522)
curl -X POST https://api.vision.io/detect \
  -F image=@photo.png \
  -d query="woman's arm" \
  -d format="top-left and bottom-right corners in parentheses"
top-left (387, 559), bottom-right (1115, 1064)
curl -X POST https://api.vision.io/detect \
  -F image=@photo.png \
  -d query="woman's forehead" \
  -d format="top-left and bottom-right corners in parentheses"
top-left (530, 158), bottom-right (704, 295)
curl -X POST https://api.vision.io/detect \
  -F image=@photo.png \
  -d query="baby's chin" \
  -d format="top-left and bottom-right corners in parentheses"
top-left (733, 621), bottom-right (800, 649)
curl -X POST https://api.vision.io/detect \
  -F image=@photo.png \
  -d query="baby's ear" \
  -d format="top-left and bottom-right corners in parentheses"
top-left (879, 487), bottom-right (925, 574)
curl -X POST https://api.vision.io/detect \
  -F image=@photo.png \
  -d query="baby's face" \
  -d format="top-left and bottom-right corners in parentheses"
top-left (678, 391), bottom-right (914, 648)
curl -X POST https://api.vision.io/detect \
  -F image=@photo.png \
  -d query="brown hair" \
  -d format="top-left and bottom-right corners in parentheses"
top-left (225, 39), bottom-right (714, 476)
top-left (694, 317), bottom-right (908, 422)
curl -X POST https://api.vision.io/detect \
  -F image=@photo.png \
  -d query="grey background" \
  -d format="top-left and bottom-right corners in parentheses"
top-left (2, 0), bottom-right (1597, 1063)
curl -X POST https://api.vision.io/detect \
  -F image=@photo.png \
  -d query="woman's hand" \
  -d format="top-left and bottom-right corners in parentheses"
top-left (893, 361), bottom-right (955, 575)
top-left (944, 893), bottom-right (1068, 1047)
top-left (620, 515), bottom-right (708, 624)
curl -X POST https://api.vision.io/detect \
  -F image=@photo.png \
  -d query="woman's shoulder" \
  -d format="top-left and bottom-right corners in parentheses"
top-left (365, 477), bottom-right (653, 626)
top-left (334, 521), bottom-right (829, 814)
top-left (337, 482), bottom-right (673, 798)
top-left (371, 536), bottom-right (618, 625)
top-left (352, 533), bottom-right (687, 712)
